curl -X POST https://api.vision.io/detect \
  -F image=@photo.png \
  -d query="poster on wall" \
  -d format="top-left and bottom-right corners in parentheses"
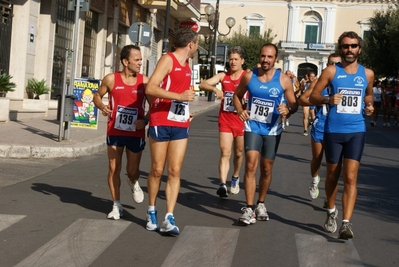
top-left (71, 78), bottom-right (100, 129)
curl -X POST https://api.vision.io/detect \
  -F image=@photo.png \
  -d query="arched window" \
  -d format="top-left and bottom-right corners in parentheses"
top-left (244, 13), bottom-right (265, 37)
top-left (302, 10), bottom-right (322, 44)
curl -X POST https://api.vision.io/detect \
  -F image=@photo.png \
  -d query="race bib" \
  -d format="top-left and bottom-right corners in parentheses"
top-left (337, 88), bottom-right (362, 114)
top-left (223, 92), bottom-right (236, 112)
top-left (167, 100), bottom-right (190, 122)
top-left (249, 97), bottom-right (275, 123)
top-left (114, 105), bottom-right (138, 131)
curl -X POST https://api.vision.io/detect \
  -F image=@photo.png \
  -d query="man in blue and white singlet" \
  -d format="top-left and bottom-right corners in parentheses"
top-left (233, 43), bottom-right (298, 225)
top-left (310, 31), bottom-right (374, 240)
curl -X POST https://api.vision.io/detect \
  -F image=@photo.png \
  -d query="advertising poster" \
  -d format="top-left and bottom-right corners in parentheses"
top-left (71, 78), bottom-right (100, 129)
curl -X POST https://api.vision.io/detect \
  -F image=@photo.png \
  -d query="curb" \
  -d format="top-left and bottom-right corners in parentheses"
top-left (1, 101), bottom-right (219, 159)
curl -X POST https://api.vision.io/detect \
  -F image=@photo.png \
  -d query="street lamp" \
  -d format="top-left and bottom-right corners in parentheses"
top-left (204, 0), bottom-right (236, 101)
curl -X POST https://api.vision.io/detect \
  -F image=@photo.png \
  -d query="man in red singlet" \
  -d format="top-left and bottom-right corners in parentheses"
top-left (145, 28), bottom-right (197, 236)
top-left (93, 45), bottom-right (150, 220)
top-left (199, 46), bottom-right (246, 197)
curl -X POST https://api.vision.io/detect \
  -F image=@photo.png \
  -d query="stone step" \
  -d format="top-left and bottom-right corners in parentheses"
top-left (9, 109), bottom-right (48, 121)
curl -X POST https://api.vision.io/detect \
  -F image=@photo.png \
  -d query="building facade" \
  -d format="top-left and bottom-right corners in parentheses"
top-left (207, 0), bottom-right (397, 79)
top-left (1, 0), bottom-right (397, 106)
top-left (1, 0), bottom-right (200, 102)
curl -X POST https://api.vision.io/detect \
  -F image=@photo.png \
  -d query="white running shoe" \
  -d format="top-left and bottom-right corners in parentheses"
top-left (230, 177), bottom-right (240, 194)
top-left (160, 215), bottom-right (179, 236)
top-left (286, 119), bottom-right (289, 126)
top-left (309, 176), bottom-right (320, 199)
top-left (127, 178), bottom-right (144, 203)
top-left (238, 207), bottom-right (256, 225)
top-left (107, 203), bottom-right (123, 220)
top-left (146, 210), bottom-right (159, 231)
top-left (255, 203), bottom-right (269, 221)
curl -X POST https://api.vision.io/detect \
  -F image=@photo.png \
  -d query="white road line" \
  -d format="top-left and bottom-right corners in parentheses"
top-left (295, 233), bottom-right (364, 267)
top-left (15, 219), bottom-right (130, 267)
top-left (162, 226), bottom-right (239, 267)
top-left (0, 214), bottom-right (26, 232)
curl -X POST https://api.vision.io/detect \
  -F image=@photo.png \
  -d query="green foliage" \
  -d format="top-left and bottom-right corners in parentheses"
top-left (222, 26), bottom-right (277, 70)
top-left (0, 73), bottom-right (16, 93)
top-left (26, 78), bottom-right (53, 99)
top-left (361, 8), bottom-right (399, 78)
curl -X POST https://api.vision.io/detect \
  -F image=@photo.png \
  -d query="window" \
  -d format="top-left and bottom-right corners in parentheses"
top-left (244, 13), bottom-right (264, 37)
top-left (249, 26), bottom-right (260, 37)
top-left (82, 10), bottom-right (98, 78)
top-left (52, 0), bottom-right (74, 98)
top-left (305, 25), bottom-right (318, 44)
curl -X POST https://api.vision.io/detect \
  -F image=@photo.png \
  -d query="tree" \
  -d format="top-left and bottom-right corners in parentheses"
top-left (197, 26), bottom-right (276, 71)
top-left (222, 26), bottom-right (277, 70)
top-left (362, 7), bottom-right (399, 78)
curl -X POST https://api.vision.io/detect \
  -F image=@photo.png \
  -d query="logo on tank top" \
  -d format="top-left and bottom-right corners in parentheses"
top-left (115, 86), bottom-right (124, 90)
top-left (175, 68), bottom-right (182, 71)
top-left (353, 76), bottom-right (365, 87)
top-left (269, 87), bottom-right (280, 97)
top-left (337, 75), bottom-right (347, 79)
top-left (260, 85), bottom-right (268, 89)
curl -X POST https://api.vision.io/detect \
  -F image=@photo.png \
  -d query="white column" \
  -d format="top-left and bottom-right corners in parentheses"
top-left (323, 6), bottom-right (337, 43)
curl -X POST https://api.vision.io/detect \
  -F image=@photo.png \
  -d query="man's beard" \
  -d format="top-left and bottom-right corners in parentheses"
top-left (342, 52), bottom-right (358, 63)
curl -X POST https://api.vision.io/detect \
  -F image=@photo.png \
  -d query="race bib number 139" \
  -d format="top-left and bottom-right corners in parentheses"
top-left (115, 105), bottom-right (138, 131)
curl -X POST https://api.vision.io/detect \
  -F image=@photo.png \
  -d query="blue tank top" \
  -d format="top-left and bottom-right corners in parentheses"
top-left (325, 63), bottom-right (368, 133)
top-left (245, 68), bottom-right (284, 135)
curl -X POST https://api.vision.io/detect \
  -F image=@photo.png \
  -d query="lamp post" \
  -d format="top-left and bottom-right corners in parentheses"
top-left (204, 0), bottom-right (236, 101)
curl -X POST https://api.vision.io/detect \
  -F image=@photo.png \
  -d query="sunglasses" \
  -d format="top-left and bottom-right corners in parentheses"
top-left (327, 61), bottom-right (340, 65)
top-left (341, 44), bottom-right (359, 49)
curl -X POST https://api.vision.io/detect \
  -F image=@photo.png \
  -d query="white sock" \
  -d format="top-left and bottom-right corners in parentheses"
top-left (312, 176), bottom-right (319, 183)
top-left (327, 206), bottom-right (336, 214)
top-left (148, 206), bottom-right (155, 212)
top-left (113, 201), bottom-right (121, 205)
top-left (165, 213), bottom-right (173, 220)
top-left (342, 219), bottom-right (349, 223)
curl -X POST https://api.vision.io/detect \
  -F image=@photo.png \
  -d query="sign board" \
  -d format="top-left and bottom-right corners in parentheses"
top-left (178, 21), bottom-right (200, 33)
top-left (308, 43), bottom-right (335, 50)
top-left (128, 22), bottom-right (152, 46)
top-left (67, 0), bottom-right (90, 11)
top-left (281, 42), bottom-right (307, 49)
top-left (71, 78), bottom-right (100, 129)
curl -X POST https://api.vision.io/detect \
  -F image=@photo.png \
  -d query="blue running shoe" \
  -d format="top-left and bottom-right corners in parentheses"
top-left (146, 210), bottom-right (159, 231)
top-left (160, 215), bottom-right (180, 236)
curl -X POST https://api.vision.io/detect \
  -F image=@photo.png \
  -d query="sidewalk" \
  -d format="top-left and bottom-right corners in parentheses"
top-left (0, 96), bottom-right (220, 159)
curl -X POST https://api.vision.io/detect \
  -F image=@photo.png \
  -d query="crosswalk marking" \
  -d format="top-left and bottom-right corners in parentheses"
top-left (295, 233), bottom-right (364, 267)
top-left (161, 226), bottom-right (239, 267)
top-left (14, 219), bottom-right (130, 267)
top-left (0, 214), bottom-right (26, 232)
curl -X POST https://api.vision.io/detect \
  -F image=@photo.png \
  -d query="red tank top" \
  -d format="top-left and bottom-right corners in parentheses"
top-left (149, 52), bottom-right (192, 127)
top-left (218, 70), bottom-right (246, 128)
top-left (107, 72), bottom-right (146, 138)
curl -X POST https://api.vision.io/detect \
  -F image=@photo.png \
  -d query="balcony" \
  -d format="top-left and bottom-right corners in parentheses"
top-left (138, 0), bottom-right (201, 20)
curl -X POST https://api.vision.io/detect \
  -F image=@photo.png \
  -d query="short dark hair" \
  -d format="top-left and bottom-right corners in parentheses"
top-left (337, 31), bottom-right (363, 50)
top-left (328, 52), bottom-right (341, 61)
top-left (120, 45), bottom-right (140, 63)
top-left (259, 43), bottom-right (278, 57)
top-left (228, 46), bottom-right (245, 59)
top-left (173, 28), bottom-right (198, 48)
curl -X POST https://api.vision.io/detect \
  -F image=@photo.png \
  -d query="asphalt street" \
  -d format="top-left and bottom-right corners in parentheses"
top-left (0, 106), bottom-right (398, 267)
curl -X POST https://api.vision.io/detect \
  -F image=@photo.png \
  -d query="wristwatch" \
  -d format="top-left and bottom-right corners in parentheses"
top-left (323, 96), bottom-right (330, 104)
